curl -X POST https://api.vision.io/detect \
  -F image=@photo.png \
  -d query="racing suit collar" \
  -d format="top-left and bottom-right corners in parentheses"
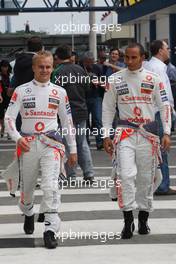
top-left (33, 79), bottom-right (50, 87)
top-left (126, 67), bottom-right (144, 74)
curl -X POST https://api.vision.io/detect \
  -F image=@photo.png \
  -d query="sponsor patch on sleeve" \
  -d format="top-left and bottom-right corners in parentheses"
top-left (161, 96), bottom-right (168, 102)
top-left (160, 90), bottom-right (167, 96)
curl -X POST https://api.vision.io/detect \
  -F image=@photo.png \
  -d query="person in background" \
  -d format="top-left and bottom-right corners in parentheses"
top-left (80, 51), bottom-right (104, 150)
top-left (70, 51), bottom-right (79, 64)
top-left (12, 36), bottom-right (43, 132)
top-left (52, 45), bottom-right (94, 183)
top-left (165, 58), bottom-right (176, 131)
top-left (145, 40), bottom-right (176, 195)
top-left (104, 48), bottom-right (125, 77)
top-left (0, 60), bottom-right (13, 138)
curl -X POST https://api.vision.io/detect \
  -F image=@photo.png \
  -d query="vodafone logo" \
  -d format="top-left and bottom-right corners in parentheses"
top-left (35, 122), bottom-right (45, 132)
top-left (52, 89), bottom-right (58, 96)
top-left (146, 75), bottom-right (152, 81)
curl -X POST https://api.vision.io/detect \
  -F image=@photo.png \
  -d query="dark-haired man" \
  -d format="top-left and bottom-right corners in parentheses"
top-left (13, 36), bottom-right (43, 88)
top-left (52, 45), bottom-right (94, 183)
top-left (145, 40), bottom-right (175, 195)
top-left (104, 48), bottom-right (125, 77)
top-left (103, 43), bottom-right (171, 239)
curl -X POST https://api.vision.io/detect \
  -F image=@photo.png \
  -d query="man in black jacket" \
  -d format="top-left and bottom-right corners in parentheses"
top-left (13, 36), bottom-right (43, 131)
top-left (13, 36), bottom-right (43, 88)
top-left (53, 45), bottom-right (94, 183)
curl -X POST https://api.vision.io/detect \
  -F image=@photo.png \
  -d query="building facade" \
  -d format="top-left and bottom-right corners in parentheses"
top-left (118, 0), bottom-right (176, 64)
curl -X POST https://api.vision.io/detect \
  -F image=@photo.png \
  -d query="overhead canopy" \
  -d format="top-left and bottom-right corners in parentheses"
top-left (118, 0), bottom-right (176, 23)
top-left (0, 0), bottom-right (121, 13)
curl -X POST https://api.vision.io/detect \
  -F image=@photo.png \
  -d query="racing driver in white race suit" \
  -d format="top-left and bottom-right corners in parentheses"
top-left (103, 43), bottom-right (171, 239)
top-left (5, 51), bottom-right (77, 249)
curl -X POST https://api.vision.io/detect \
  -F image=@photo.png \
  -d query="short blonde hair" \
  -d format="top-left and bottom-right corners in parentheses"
top-left (32, 50), bottom-right (53, 65)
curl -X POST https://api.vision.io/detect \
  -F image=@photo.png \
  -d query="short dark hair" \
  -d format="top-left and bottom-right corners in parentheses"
top-left (55, 45), bottom-right (72, 60)
top-left (150, 40), bottom-right (164, 56)
top-left (27, 36), bottom-right (43, 52)
top-left (126, 42), bottom-right (145, 56)
top-left (110, 48), bottom-right (120, 55)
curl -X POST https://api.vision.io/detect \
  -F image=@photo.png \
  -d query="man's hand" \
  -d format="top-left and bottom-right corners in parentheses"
top-left (103, 137), bottom-right (114, 156)
top-left (67, 153), bottom-right (77, 167)
top-left (17, 137), bottom-right (30, 152)
top-left (103, 61), bottom-right (111, 67)
top-left (0, 95), bottom-right (3, 103)
top-left (161, 134), bottom-right (171, 151)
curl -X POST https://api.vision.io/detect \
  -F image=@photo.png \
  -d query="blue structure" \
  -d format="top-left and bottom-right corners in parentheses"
top-left (118, 0), bottom-right (176, 65)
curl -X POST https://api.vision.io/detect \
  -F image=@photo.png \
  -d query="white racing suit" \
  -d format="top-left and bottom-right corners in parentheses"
top-left (109, 125), bottom-right (163, 201)
top-left (5, 80), bottom-right (76, 233)
top-left (103, 68), bottom-right (171, 212)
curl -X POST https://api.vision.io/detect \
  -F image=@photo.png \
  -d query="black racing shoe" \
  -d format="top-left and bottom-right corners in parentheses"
top-left (121, 222), bottom-right (135, 239)
top-left (43, 230), bottom-right (58, 249)
top-left (138, 211), bottom-right (150, 235)
top-left (111, 198), bottom-right (118, 201)
top-left (121, 211), bottom-right (135, 239)
top-left (37, 213), bottom-right (45, 222)
top-left (24, 215), bottom-right (34, 234)
top-left (138, 221), bottom-right (150, 235)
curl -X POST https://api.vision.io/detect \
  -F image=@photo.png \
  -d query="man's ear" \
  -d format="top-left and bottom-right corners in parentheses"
top-left (32, 64), bottom-right (35, 73)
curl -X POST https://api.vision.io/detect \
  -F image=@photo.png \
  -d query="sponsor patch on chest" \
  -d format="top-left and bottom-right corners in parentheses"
top-left (48, 97), bottom-right (59, 110)
top-left (23, 102), bottom-right (36, 108)
top-left (48, 103), bottom-right (58, 110)
top-left (115, 82), bottom-right (129, 95)
top-left (49, 98), bottom-right (60, 104)
top-left (141, 82), bottom-right (154, 94)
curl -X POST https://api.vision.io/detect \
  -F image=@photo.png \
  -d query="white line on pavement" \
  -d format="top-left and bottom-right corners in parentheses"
top-left (0, 200), bottom-right (176, 215)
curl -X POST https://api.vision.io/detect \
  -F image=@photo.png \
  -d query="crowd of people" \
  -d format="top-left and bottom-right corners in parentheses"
top-left (0, 36), bottom-right (176, 248)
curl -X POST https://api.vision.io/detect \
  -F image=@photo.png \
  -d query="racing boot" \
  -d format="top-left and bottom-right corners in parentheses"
top-left (121, 211), bottom-right (135, 239)
top-left (37, 213), bottom-right (45, 222)
top-left (138, 211), bottom-right (150, 235)
top-left (24, 214), bottom-right (34, 234)
top-left (43, 230), bottom-right (58, 249)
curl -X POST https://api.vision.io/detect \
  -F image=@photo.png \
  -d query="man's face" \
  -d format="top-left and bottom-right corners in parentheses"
top-left (32, 56), bottom-right (53, 83)
top-left (160, 41), bottom-right (170, 62)
top-left (110, 50), bottom-right (119, 63)
top-left (124, 47), bottom-right (144, 71)
top-left (83, 58), bottom-right (94, 70)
